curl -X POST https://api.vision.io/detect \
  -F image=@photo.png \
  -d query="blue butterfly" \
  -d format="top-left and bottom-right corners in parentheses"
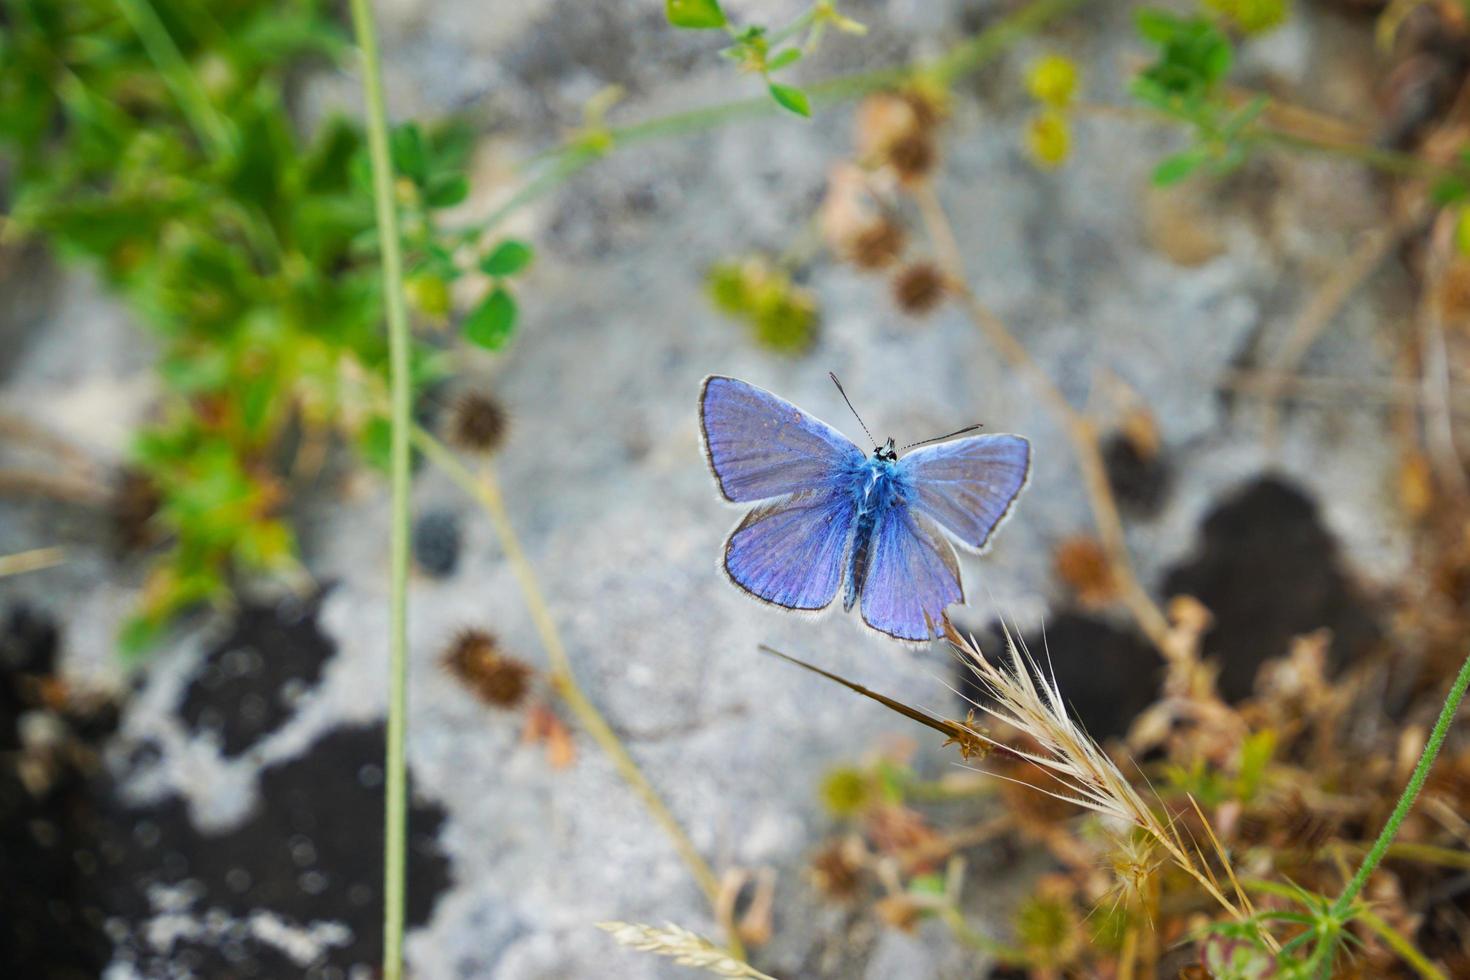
top-left (699, 374), bottom-right (1031, 641)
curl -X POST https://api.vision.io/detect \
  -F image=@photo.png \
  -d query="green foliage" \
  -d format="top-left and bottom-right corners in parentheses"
top-left (667, 1), bottom-right (865, 117)
top-left (665, 0), bottom-right (726, 30)
top-left (768, 82), bottom-right (812, 118)
top-left (0, 0), bottom-right (509, 648)
top-left (1132, 10), bottom-right (1269, 184)
top-left (706, 257), bottom-right (818, 355)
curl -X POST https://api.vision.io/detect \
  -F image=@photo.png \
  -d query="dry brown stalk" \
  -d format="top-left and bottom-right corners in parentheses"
top-left (911, 183), bottom-right (1173, 655)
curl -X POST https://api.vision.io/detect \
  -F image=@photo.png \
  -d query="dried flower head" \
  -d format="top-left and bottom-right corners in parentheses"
top-left (886, 132), bottom-right (937, 184)
top-left (447, 391), bottom-right (510, 454)
top-left (442, 628), bottom-right (532, 709)
top-left (847, 220), bottom-right (907, 270)
top-left (854, 90), bottom-right (943, 184)
top-left (855, 93), bottom-right (922, 163)
top-left (891, 261), bottom-right (948, 316)
top-left (1052, 535), bottom-right (1118, 607)
top-left (808, 838), bottom-right (865, 902)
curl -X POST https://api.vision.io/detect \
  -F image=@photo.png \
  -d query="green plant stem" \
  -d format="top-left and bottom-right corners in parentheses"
top-left (410, 428), bottom-right (743, 960)
top-left (463, 0), bottom-right (1087, 239)
top-left (113, 0), bottom-right (232, 156)
top-left (1315, 649), bottom-right (1470, 977)
top-left (346, 1), bottom-right (414, 978)
top-left (1253, 126), bottom-right (1446, 181)
top-left (1354, 906), bottom-right (1449, 980)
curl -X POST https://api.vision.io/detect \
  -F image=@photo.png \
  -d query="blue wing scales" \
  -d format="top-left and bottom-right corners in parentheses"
top-left (859, 509), bottom-right (964, 641)
top-left (899, 434), bottom-right (1031, 552)
top-left (700, 375), bottom-right (864, 502)
top-left (724, 490), bottom-right (854, 610)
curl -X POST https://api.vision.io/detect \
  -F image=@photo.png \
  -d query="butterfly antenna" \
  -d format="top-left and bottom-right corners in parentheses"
top-left (829, 372), bottom-right (878, 449)
top-left (901, 423), bottom-right (984, 452)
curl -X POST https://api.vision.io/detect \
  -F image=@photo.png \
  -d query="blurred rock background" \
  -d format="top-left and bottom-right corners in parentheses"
top-left (0, 0), bottom-right (1440, 976)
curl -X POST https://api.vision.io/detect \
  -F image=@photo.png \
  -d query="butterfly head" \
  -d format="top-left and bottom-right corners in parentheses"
top-left (875, 437), bottom-right (898, 463)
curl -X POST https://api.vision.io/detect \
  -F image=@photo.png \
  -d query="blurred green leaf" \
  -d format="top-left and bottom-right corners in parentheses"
top-left (767, 47), bottom-right (802, 72)
top-left (480, 239), bottom-right (535, 277)
top-left (426, 172), bottom-right (469, 208)
top-left (768, 82), bottom-right (811, 117)
top-left (391, 122), bottom-right (428, 184)
top-left (665, 0), bottom-right (727, 29)
top-left (1153, 148), bottom-right (1208, 185)
top-left (463, 287), bottom-right (518, 349)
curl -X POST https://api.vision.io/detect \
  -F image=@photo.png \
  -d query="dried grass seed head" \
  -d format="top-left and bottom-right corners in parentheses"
top-left (447, 391), bottom-right (510, 454)
top-left (891, 261), bottom-right (948, 315)
top-left (442, 628), bottom-right (532, 709)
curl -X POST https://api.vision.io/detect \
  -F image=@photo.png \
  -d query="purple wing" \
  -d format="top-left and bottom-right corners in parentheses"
top-left (700, 376), bottom-right (864, 503)
top-left (859, 509), bottom-right (963, 641)
top-left (899, 434), bottom-right (1031, 552)
top-left (724, 490), bottom-right (854, 610)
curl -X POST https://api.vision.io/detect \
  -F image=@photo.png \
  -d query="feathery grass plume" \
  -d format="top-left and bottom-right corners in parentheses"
top-left (596, 921), bottom-right (778, 979)
top-left (943, 620), bottom-right (1256, 931)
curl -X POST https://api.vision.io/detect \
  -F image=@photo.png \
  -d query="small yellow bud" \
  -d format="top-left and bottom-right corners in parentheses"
top-left (1026, 54), bottom-right (1079, 109)
top-left (1024, 110), bottom-right (1071, 169)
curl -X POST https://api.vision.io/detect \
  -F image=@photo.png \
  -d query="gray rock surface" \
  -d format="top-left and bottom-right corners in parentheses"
top-left (0, 0), bottom-right (1417, 977)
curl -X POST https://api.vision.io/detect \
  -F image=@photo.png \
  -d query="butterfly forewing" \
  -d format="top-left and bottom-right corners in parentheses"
top-left (859, 510), bottom-right (964, 640)
top-left (700, 376), bottom-right (865, 502)
top-left (899, 434), bottom-right (1031, 552)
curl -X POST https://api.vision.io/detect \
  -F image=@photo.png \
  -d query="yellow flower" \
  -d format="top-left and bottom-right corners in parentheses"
top-left (1204, 0), bottom-right (1289, 34)
top-left (1025, 110), bottom-right (1071, 169)
top-left (1026, 54), bottom-right (1079, 109)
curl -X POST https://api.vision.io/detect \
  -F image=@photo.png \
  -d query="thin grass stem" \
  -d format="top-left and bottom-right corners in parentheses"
top-left (345, 1), bottom-right (414, 976)
top-left (411, 427), bottom-right (740, 958)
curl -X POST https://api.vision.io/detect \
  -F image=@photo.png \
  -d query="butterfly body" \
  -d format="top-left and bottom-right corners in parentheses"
top-left (700, 376), bottom-right (1030, 641)
top-left (842, 447), bottom-right (906, 613)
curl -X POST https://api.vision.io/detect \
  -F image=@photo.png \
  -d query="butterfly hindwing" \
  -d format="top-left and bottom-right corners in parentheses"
top-left (859, 508), bottom-right (964, 641)
top-left (899, 434), bottom-right (1031, 552)
top-left (724, 490), bottom-right (856, 611)
top-left (700, 375), bottom-right (865, 503)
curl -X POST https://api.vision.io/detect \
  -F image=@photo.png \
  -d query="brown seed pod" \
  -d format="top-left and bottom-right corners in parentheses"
top-left (847, 220), bottom-right (907, 270)
top-left (447, 392), bottom-right (510, 455)
top-left (1052, 535), bottom-right (1118, 607)
top-left (885, 132), bottom-right (938, 185)
top-left (442, 628), bottom-right (532, 710)
top-left (890, 261), bottom-right (948, 316)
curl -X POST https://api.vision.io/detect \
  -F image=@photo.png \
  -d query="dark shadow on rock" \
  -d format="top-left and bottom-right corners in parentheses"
top-left (1162, 475), bottom-right (1381, 702)
top-left (98, 723), bottom-right (452, 977)
top-left (956, 611), bottom-right (1161, 743)
top-left (178, 592), bottom-right (335, 758)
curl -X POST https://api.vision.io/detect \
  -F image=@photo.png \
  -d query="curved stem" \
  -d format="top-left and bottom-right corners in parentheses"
top-left (411, 428), bottom-right (742, 959)
top-left (346, 1), bottom-right (414, 977)
top-left (1330, 651), bottom-right (1470, 918)
top-left (913, 182), bottom-right (1174, 654)
top-left (462, 0), bottom-right (1088, 238)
